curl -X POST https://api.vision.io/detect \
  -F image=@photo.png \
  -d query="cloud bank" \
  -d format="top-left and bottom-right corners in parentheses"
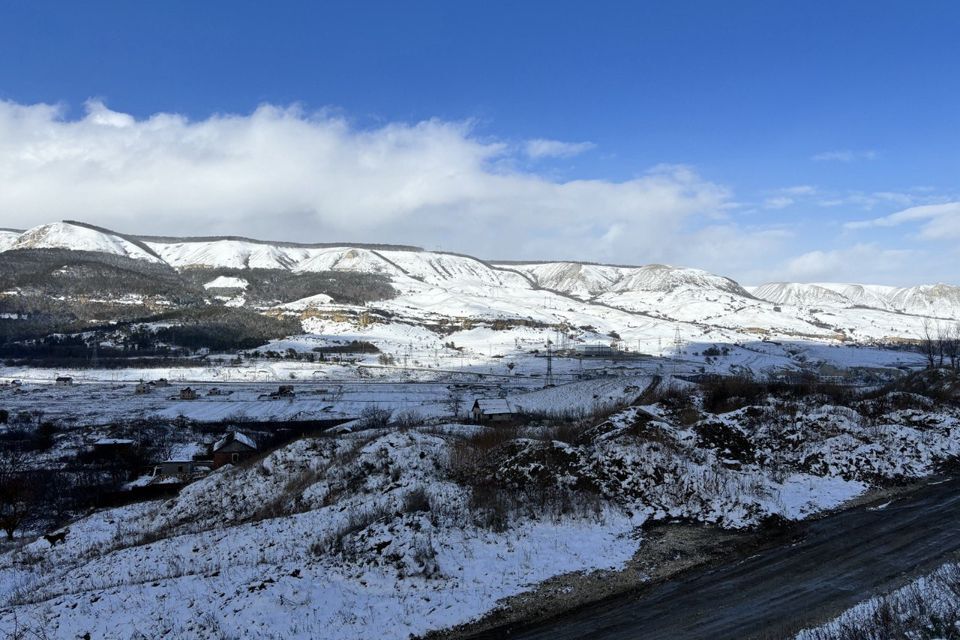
top-left (0, 100), bottom-right (953, 286)
top-left (0, 100), bottom-right (736, 266)
top-left (846, 202), bottom-right (960, 239)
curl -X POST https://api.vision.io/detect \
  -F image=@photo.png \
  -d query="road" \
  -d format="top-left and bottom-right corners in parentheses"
top-left (479, 477), bottom-right (960, 640)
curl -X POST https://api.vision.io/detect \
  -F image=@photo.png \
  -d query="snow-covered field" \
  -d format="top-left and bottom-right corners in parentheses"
top-left (3, 375), bottom-right (959, 639)
top-left (3, 221), bottom-right (960, 638)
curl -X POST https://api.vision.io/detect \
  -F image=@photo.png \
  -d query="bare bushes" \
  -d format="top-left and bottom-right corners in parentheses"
top-left (797, 563), bottom-right (960, 640)
top-left (311, 503), bottom-right (393, 556)
top-left (358, 405), bottom-right (391, 429)
top-left (697, 376), bottom-right (858, 414)
top-left (448, 428), bottom-right (607, 532)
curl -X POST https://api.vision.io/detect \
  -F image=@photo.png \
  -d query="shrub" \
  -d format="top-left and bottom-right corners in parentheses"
top-left (359, 405), bottom-right (391, 429)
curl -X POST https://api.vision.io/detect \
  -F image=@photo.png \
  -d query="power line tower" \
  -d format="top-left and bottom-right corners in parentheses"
top-left (545, 338), bottom-right (554, 387)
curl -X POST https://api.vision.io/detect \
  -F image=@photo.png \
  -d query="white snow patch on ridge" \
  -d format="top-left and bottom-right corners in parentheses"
top-left (203, 276), bottom-right (248, 290)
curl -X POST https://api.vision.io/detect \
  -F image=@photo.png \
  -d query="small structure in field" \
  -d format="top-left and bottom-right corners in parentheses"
top-left (212, 431), bottom-right (258, 468)
top-left (55, 376), bottom-right (73, 386)
top-left (154, 378), bottom-right (171, 387)
top-left (152, 460), bottom-right (211, 480)
top-left (134, 380), bottom-right (151, 395)
top-left (260, 384), bottom-right (296, 400)
top-left (574, 343), bottom-right (616, 357)
top-left (92, 437), bottom-right (136, 459)
top-left (207, 387), bottom-right (223, 396)
top-left (471, 398), bottom-right (514, 423)
top-left (179, 387), bottom-right (198, 400)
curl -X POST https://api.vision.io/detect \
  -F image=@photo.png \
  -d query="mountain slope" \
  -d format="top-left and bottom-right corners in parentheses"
top-left (751, 281), bottom-right (960, 319)
top-left (1, 221), bottom-right (959, 349)
top-left (10, 222), bottom-right (163, 264)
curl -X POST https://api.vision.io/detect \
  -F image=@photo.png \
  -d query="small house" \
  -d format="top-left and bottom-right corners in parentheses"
top-left (55, 376), bottom-right (73, 386)
top-left (134, 381), bottom-right (151, 395)
top-left (207, 387), bottom-right (223, 396)
top-left (154, 378), bottom-right (171, 388)
top-left (92, 437), bottom-right (136, 459)
top-left (212, 431), bottom-right (258, 468)
top-left (471, 398), bottom-right (514, 423)
top-left (179, 387), bottom-right (198, 401)
top-left (152, 460), bottom-right (211, 481)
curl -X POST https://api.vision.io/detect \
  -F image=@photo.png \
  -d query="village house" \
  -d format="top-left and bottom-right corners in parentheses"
top-left (471, 398), bottom-right (515, 423)
top-left (55, 376), bottom-right (73, 386)
top-left (134, 380), bottom-right (151, 394)
top-left (179, 387), bottom-right (199, 400)
top-left (92, 437), bottom-right (137, 459)
top-left (212, 431), bottom-right (258, 468)
top-left (152, 460), bottom-right (211, 481)
top-left (154, 378), bottom-right (171, 387)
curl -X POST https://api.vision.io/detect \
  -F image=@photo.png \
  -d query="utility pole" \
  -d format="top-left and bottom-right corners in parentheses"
top-left (545, 339), bottom-right (554, 387)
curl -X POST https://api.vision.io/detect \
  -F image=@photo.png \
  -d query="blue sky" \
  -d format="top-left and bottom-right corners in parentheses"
top-left (0, 1), bottom-right (958, 284)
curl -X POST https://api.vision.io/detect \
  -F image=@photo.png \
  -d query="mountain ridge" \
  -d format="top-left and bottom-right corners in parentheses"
top-left (3, 220), bottom-right (960, 323)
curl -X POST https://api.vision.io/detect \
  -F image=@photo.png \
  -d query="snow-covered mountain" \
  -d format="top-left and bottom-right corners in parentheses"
top-left (9, 221), bottom-right (164, 263)
top-left (506, 261), bottom-right (750, 299)
top-left (751, 281), bottom-right (960, 318)
top-left (2, 220), bottom-right (959, 349)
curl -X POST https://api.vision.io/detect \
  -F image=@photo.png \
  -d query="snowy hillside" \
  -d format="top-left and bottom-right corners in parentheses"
top-left (505, 261), bottom-right (750, 299)
top-left (8, 221), bottom-right (163, 263)
top-left (752, 281), bottom-right (960, 318)
top-left (4, 377), bottom-right (960, 639)
top-left (0, 229), bottom-right (19, 252)
top-left (1, 221), bottom-right (959, 350)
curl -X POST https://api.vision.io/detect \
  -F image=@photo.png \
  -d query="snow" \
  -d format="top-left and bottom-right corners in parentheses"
top-left (277, 293), bottom-right (335, 309)
top-left (4, 222), bottom-right (162, 263)
top-left (0, 229), bottom-right (19, 252)
top-left (93, 438), bottom-right (135, 445)
top-left (203, 275), bottom-right (249, 290)
top-left (0, 431), bottom-right (642, 639)
top-left (752, 280), bottom-right (960, 318)
top-left (5, 220), bottom-right (960, 350)
top-left (213, 431), bottom-right (257, 451)
top-left (473, 398), bottom-right (512, 414)
top-left (795, 562), bottom-right (960, 639)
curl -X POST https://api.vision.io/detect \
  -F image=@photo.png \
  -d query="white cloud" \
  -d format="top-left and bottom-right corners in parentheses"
top-left (845, 202), bottom-right (960, 239)
top-left (763, 196), bottom-right (794, 210)
top-left (777, 244), bottom-right (916, 283)
top-left (0, 100), bottom-right (728, 265)
top-left (780, 185), bottom-right (817, 196)
top-left (523, 138), bottom-right (596, 159)
top-left (811, 149), bottom-right (878, 162)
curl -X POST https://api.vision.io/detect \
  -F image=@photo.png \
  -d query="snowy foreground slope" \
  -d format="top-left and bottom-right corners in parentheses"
top-left (796, 562), bottom-right (960, 639)
top-left (3, 379), bottom-right (960, 639)
top-left (3, 221), bottom-right (960, 351)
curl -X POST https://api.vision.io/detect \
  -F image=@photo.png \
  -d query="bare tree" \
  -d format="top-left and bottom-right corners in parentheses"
top-left (921, 318), bottom-right (938, 369)
top-left (943, 322), bottom-right (960, 371)
top-left (936, 320), bottom-right (947, 368)
top-left (0, 451), bottom-right (33, 540)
